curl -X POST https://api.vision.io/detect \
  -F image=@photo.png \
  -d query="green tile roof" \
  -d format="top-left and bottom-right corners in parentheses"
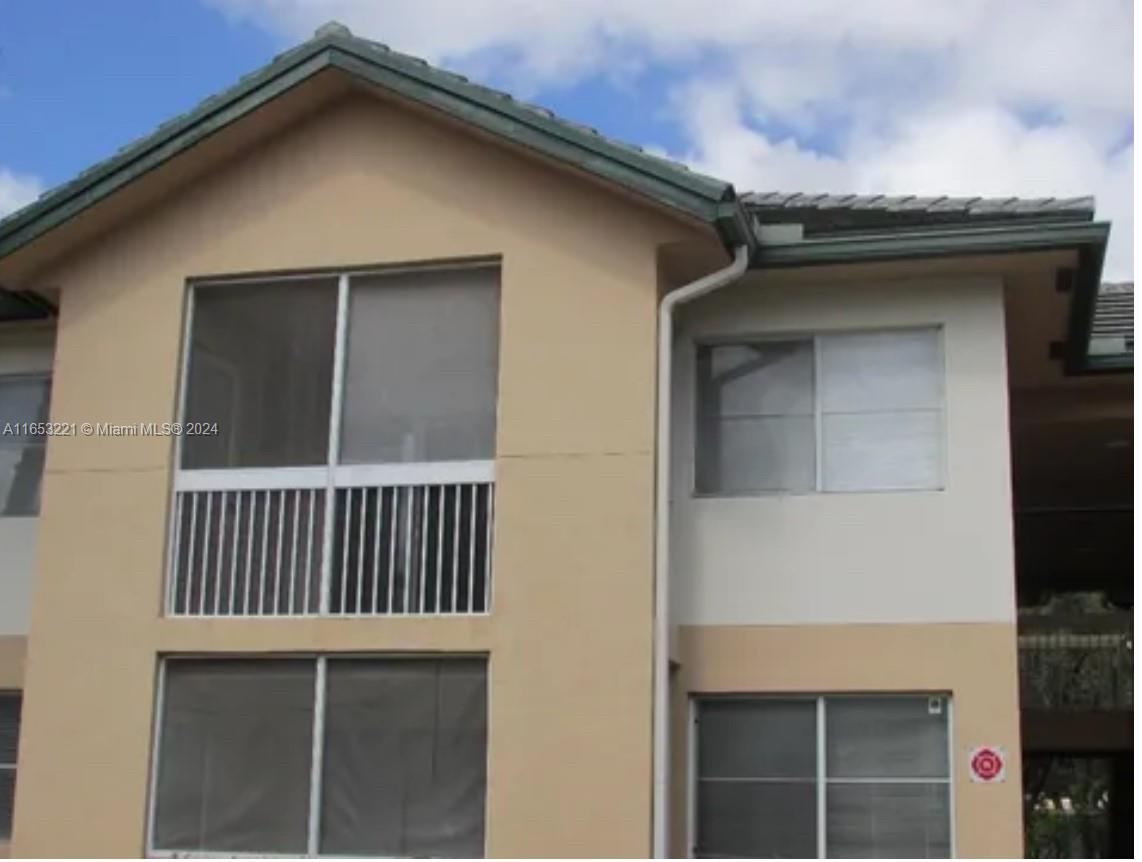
top-left (744, 191), bottom-right (1096, 235)
top-left (0, 21), bottom-right (1109, 274)
top-left (0, 22), bottom-right (750, 260)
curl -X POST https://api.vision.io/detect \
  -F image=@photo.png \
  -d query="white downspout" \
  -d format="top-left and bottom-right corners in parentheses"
top-left (653, 244), bottom-right (749, 858)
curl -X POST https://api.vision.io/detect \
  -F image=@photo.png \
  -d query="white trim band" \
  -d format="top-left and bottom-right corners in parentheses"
top-left (174, 460), bottom-right (495, 492)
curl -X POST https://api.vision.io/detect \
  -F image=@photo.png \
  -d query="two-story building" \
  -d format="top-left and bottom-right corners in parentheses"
top-left (0, 23), bottom-right (1131, 859)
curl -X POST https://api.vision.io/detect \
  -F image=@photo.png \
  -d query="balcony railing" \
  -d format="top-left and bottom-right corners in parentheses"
top-left (167, 463), bottom-right (493, 617)
top-left (1018, 613), bottom-right (1133, 711)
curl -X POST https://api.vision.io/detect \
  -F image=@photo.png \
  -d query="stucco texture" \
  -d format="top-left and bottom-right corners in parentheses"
top-left (9, 85), bottom-right (714, 858)
top-left (671, 273), bottom-right (1018, 627)
top-left (671, 622), bottom-right (1024, 858)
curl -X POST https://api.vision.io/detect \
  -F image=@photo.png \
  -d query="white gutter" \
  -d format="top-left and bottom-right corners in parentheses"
top-left (653, 244), bottom-right (749, 858)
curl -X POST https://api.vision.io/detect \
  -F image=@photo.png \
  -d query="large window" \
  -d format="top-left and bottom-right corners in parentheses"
top-left (0, 692), bottom-right (20, 841)
top-left (696, 329), bottom-right (944, 494)
top-left (151, 657), bottom-right (488, 857)
top-left (0, 375), bottom-right (51, 516)
top-left (169, 265), bottom-right (499, 617)
top-left (181, 266), bottom-right (499, 471)
top-left (694, 695), bottom-right (952, 859)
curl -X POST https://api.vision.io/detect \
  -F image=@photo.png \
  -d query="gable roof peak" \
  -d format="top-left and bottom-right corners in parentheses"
top-left (0, 26), bottom-right (749, 262)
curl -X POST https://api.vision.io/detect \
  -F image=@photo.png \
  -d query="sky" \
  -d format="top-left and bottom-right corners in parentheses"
top-left (0, 0), bottom-right (1134, 277)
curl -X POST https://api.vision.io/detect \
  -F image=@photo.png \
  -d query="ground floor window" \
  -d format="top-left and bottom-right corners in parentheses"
top-left (0, 692), bottom-right (20, 840)
top-left (150, 656), bottom-right (487, 857)
top-left (694, 694), bottom-right (952, 859)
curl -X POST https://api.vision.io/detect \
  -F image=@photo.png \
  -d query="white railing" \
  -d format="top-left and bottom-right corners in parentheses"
top-left (167, 464), bottom-right (494, 617)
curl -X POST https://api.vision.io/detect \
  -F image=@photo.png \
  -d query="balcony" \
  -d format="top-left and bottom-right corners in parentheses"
top-left (1018, 612), bottom-right (1132, 859)
top-left (168, 463), bottom-right (493, 617)
top-left (166, 263), bottom-right (502, 619)
top-left (1018, 612), bottom-right (1133, 712)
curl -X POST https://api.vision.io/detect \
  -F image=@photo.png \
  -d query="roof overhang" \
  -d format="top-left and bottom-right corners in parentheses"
top-left (751, 219), bottom-right (1114, 375)
top-left (0, 22), bottom-right (1120, 348)
top-left (751, 219), bottom-right (1108, 268)
top-left (0, 287), bottom-right (56, 321)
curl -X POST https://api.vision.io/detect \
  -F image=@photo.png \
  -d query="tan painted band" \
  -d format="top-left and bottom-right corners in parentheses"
top-left (670, 622), bottom-right (1024, 859)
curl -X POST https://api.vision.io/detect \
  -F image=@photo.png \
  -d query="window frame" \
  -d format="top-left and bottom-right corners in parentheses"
top-left (0, 372), bottom-right (52, 518)
top-left (168, 261), bottom-right (501, 615)
top-left (144, 654), bottom-right (490, 859)
top-left (693, 325), bottom-right (948, 497)
top-left (688, 693), bottom-right (956, 859)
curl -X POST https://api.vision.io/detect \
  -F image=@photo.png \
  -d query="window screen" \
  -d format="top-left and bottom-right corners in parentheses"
top-left (180, 267), bottom-right (499, 470)
top-left (825, 697), bottom-right (950, 859)
top-left (152, 660), bottom-right (316, 854)
top-left (695, 695), bottom-right (951, 859)
top-left (182, 278), bottom-right (338, 469)
top-left (695, 329), bottom-right (943, 494)
top-left (340, 268), bottom-right (499, 465)
top-left (696, 699), bottom-right (818, 858)
top-left (0, 376), bottom-right (51, 516)
top-left (151, 657), bottom-right (488, 857)
top-left (0, 693), bottom-right (20, 840)
top-left (696, 341), bottom-right (815, 494)
top-left (319, 659), bottom-right (487, 856)
top-left (818, 331), bottom-right (943, 492)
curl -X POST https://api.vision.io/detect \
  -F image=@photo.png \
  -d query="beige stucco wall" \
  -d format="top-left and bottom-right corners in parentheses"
top-left (670, 623), bottom-right (1025, 858)
top-left (663, 273), bottom-right (1024, 856)
top-left (671, 273), bottom-right (1017, 626)
top-left (0, 637), bottom-right (24, 688)
top-left (10, 87), bottom-right (716, 857)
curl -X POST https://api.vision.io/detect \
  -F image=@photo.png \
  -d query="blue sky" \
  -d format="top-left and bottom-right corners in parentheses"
top-left (0, 1), bottom-right (1133, 276)
top-left (0, 1), bottom-right (698, 188)
top-left (0, 1), bottom-right (279, 187)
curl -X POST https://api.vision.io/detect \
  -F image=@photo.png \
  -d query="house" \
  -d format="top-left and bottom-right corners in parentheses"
top-left (0, 22), bottom-right (1131, 859)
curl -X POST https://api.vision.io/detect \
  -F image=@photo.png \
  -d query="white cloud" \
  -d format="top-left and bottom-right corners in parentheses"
top-left (0, 168), bottom-right (42, 219)
top-left (206, 0), bottom-right (1134, 277)
top-left (678, 86), bottom-right (1135, 279)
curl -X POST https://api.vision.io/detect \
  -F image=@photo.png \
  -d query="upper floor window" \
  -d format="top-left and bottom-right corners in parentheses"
top-left (169, 265), bottom-right (499, 618)
top-left (182, 266), bottom-right (499, 470)
top-left (0, 375), bottom-right (51, 516)
top-left (695, 328), bottom-right (944, 495)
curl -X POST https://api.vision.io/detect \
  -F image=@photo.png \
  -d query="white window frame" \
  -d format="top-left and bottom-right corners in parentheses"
top-left (145, 654), bottom-right (491, 859)
top-left (167, 262), bottom-right (500, 615)
top-left (687, 693), bottom-right (956, 859)
top-left (693, 326), bottom-right (947, 497)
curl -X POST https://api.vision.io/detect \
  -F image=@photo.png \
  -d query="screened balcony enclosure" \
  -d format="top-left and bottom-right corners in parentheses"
top-left (167, 264), bottom-right (500, 617)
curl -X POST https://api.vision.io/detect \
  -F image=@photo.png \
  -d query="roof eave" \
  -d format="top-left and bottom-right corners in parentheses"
top-left (0, 33), bottom-right (738, 265)
top-left (751, 218), bottom-right (1116, 377)
top-left (751, 219), bottom-right (1109, 269)
top-left (1061, 237), bottom-right (1128, 376)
